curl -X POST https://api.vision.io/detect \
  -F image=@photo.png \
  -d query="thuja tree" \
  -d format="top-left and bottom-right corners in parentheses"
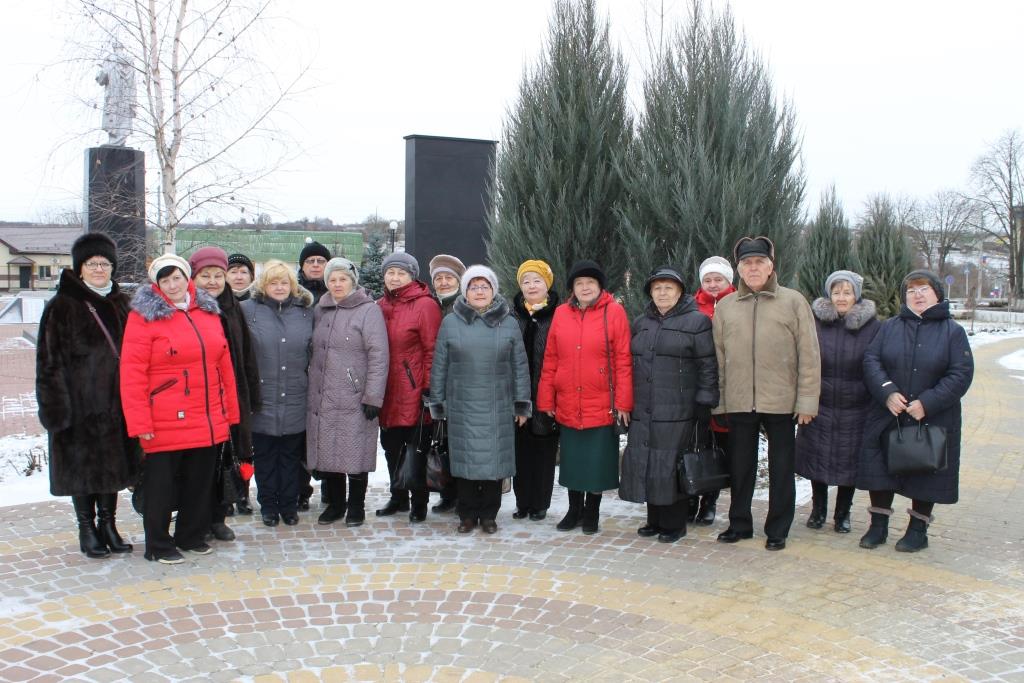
top-left (360, 231), bottom-right (387, 300)
top-left (618, 1), bottom-right (804, 315)
top-left (487, 0), bottom-right (632, 295)
top-left (855, 194), bottom-right (913, 318)
top-left (796, 186), bottom-right (853, 302)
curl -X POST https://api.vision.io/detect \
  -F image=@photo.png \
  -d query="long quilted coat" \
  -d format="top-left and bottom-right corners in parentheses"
top-left (36, 270), bottom-right (139, 495)
top-left (120, 281), bottom-right (240, 454)
top-left (536, 290), bottom-right (634, 428)
top-left (794, 298), bottom-right (880, 486)
top-left (306, 287), bottom-right (389, 474)
top-left (216, 286), bottom-right (261, 459)
top-left (240, 287), bottom-right (314, 436)
top-left (619, 297), bottom-right (719, 505)
top-left (428, 295), bottom-right (531, 480)
top-left (856, 301), bottom-right (973, 504)
top-left (377, 280), bottom-right (442, 428)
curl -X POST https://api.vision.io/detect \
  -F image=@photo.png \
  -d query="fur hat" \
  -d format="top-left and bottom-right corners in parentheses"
top-left (516, 259), bottom-right (554, 289)
top-left (188, 246), bottom-right (228, 276)
top-left (298, 240), bottom-right (331, 265)
top-left (733, 236), bottom-right (775, 263)
top-left (148, 253), bottom-right (191, 283)
top-left (227, 253), bottom-right (255, 277)
top-left (461, 264), bottom-right (499, 296)
top-left (72, 232), bottom-right (118, 277)
top-left (698, 256), bottom-right (734, 284)
top-left (566, 259), bottom-right (606, 290)
top-left (382, 251), bottom-right (420, 280)
top-left (824, 270), bottom-right (864, 302)
top-left (429, 254), bottom-right (466, 281)
top-left (902, 269), bottom-right (945, 302)
top-left (324, 257), bottom-right (359, 286)
top-left (644, 265), bottom-right (686, 297)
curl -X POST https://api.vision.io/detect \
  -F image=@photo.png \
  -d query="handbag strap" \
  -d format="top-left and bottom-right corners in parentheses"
top-left (85, 301), bottom-right (120, 360)
top-left (603, 304), bottom-right (615, 414)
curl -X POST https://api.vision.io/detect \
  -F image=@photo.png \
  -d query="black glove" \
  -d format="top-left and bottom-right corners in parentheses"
top-left (362, 403), bottom-right (380, 421)
top-left (695, 405), bottom-right (712, 423)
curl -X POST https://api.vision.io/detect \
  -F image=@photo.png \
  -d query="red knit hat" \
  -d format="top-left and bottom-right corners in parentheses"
top-left (188, 246), bottom-right (229, 275)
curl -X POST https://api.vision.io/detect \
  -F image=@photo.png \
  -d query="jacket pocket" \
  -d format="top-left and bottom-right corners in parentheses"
top-left (346, 368), bottom-right (363, 393)
top-left (149, 378), bottom-right (178, 404)
top-left (216, 368), bottom-right (227, 417)
top-left (182, 369), bottom-right (191, 396)
top-left (402, 360), bottom-right (417, 389)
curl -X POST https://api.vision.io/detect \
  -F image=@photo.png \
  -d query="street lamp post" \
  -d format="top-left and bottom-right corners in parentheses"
top-left (389, 220), bottom-right (398, 254)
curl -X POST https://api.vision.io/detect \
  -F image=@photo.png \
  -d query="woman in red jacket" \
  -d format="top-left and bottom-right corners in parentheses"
top-left (120, 254), bottom-right (241, 564)
top-left (692, 256), bottom-right (737, 525)
top-left (537, 260), bottom-right (633, 534)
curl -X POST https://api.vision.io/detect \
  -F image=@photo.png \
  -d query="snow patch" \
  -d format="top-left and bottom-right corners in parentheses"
top-left (997, 348), bottom-right (1024, 373)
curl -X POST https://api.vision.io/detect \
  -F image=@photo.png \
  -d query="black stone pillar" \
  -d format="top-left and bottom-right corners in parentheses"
top-left (85, 147), bottom-right (146, 284)
top-left (403, 135), bottom-right (496, 273)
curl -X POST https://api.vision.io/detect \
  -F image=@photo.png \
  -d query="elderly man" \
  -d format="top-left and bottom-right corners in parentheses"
top-left (712, 236), bottom-right (820, 551)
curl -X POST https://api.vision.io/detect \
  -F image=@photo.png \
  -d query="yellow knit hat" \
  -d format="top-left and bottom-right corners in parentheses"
top-left (516, 259), bottom-right (554, 289)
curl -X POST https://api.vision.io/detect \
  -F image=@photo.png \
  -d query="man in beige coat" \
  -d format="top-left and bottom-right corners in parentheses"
top-left (712, 236), bottom-right (820, 551)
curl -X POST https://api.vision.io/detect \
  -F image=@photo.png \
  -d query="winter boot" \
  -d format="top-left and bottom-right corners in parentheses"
top-left (345, 476), bottom-right (367, 527)
top-left (581, 492), bottom-right (603, 535)
top-left (72, 495), bottom-right (110, 558)
top-left (686, 496), bottom-right (699, 523)
top-left (318, 477), bottom-right (347, 525)
top-left (95, 493), bottom-right (133, 553)
top-left (375, 491), bottom-right (410, 517)
top-left (894, 509), bottom-right (931, 553)
top-left (556, 490), bottom-right (584, 531)
top-left (806, 483), bottom-right (827, 529)
top-left (695, 491), bottom-right (718, 526)
top-left (858, 506), bottom-right (893, 549)
top-left (833, 486), bottom-right (854, 534)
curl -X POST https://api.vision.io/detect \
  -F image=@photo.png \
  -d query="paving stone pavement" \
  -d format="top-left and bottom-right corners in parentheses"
top-left (1, 338), bottom-right (1022, 682)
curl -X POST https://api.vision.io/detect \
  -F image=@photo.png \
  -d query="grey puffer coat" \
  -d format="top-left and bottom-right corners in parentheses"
top-left (428, 295), bottom-right (531, 481)
top-left (306, 287), bottom-right (389, 474)
top-left (241, 288), bottom-right (314, 436)
top-left (619, 297), bottom-right (718, 506)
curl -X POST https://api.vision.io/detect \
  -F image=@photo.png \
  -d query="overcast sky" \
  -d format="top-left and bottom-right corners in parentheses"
top-left (1, 0), bottom-right (1021, 226)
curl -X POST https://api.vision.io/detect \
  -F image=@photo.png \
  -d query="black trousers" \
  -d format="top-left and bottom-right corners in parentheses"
top-left (726, 412), bottom-right (796, 539)
top-left (648, 499), bottom-right (688, 533)
top-left (456, 478), bottom-right (502, 522)
top-left (513, 425), bottom-right (558, 513)
top-left (299, 433), bottom-right (314, 501)
top-left (252, 432), bottom-right (304, 516)
top-left (380, 425), bottom-right (429, 506)
top-left (144, 446), bottom-right (217, 556)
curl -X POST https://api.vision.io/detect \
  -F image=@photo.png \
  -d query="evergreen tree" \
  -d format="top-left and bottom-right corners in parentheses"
top-left (796, 186), bottom-right (853, 302)
top-left (855, 195), bottom-right (913, 318)
top-left (487, 0), bottom-right (632, 294)
top-left (360, 231), bottom-right (387, 300)
top-left (618, 1), bottom-right (804, 315)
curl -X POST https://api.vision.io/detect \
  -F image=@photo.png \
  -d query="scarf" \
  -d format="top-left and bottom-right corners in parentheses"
top-left (85, 281), bottom-right (113, 297)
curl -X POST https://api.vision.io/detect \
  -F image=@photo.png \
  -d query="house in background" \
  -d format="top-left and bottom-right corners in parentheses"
top-left (0, 224), bottom-right (80, 291)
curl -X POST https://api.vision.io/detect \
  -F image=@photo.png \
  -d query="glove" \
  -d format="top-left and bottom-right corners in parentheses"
top-left (362, 403), bottom-right (380, 421)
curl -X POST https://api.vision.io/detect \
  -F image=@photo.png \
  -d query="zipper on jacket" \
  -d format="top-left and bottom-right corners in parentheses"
top-left (403, 360), bottom-right (417, 389)
top-left (347, 368), bottom-right (361, 390)
top-left (183, 369), bottom-right (191, 396)
top-left (217, 367), bottom-right (227, 417)
top-left (149, 378), bottom-right (178, 404)
top-left (751, 294), bottom-right (759, 412)
top-left (183, 310), bottom-right (216, 446)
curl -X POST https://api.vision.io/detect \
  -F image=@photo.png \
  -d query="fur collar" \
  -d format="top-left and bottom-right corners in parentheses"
top-left (56, 268), bottom-right (122, 304)
top-left (645, 294), bottom-right (698, 320)
top-left (513, 289), bottom-right (560, 322)
top-left (736, 272), bottom-right (779, 299)
top-left (253, 284), bottom-right (315, 310)
top-left (131, 281), bottom-right (220, 321)
top-left (317, 286), bottom-right (373, 310)
top-left (812, 297), bottom-right (877, 330)
top-left (453, 294), bottom-right (511, 327)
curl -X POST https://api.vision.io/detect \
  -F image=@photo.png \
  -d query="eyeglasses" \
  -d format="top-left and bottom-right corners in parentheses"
top-left (304, 257), bottom-right (328, 266)
top-left (467, 284), bottom-right (492, 293)
top-left (906, 286), bottom-right (932, 297)
top-left (83, 261), bottom-right (113, 271)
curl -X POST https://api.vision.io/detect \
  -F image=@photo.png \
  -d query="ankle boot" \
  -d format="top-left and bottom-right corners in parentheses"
top-left (581, 492), bottom-right (602, 535)
top-left (318, 477), bottom-right (347, 525)
top-left (833, 486), bottom-right (854, 533)
top-left (895, 509), bottom-right (931, 552)
top-left (376, 490), bottom-right (409, 516)
top-left (806, 484), bottom-right (827, 529)
top-left (556, 490), bottom-right (584, 531)
top-left (72, 495), bottom-right (110, 558)
top-left (859, 506), bottom-right (892, 549)
top-left (695, 493), bottom-right (717, 526)
top-left (95, 493), bottom-right (133, 553)
top-left (346, 476), bottom-right (367, 527)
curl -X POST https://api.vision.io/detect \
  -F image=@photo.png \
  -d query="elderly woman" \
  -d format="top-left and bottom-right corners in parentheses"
top-left (795, 271), bottom-right (880, 533)
top-left (241, 259), bottom-right (314, 527)
top-left (120, 254), bottom-right (240, 564)
top-left (857, 271), bottom-right (974, 552)
top-left (620, 266), bottom-right (718, 543)
top-left (307, 258), bottom-right (389, 527)
top-left (510, 259), bottom-right (561, 522)
top-left (428, 265), bottom-right (531, 534)
top-left (537, 260), bottom-right (633, 535)
top-left (36, 233), bottom-right (138, 558)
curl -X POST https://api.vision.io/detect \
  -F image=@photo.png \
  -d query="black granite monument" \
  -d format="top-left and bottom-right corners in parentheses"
top-left (84, 147), bottom-right (146, 284)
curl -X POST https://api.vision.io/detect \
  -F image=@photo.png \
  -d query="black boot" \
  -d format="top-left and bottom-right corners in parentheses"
top-left (581, 493), bottom-right (602, 535)
top-left (346, 476), bottom-right (367, 527)
top-left (895, 510), bottom-right (930, 552)
top-left (833, 486), bottom-right (854, 534)
top-left (556, 491), bottom-right (584, 531)
top-left (72, 495), bottom-right (110, 558)
top-left (95, 493), bottom-right (133, 553)
top-left (695, 491), bottom-right (718, 526)
top-left (806, 482), bottom-right (827, 529)
top-left (317, 477), bottom-right (347, 525)
top-left (859, 506), bottom-right (892, 549)
top-left (686, 496), bottom-right (699, 524)
top-left (376, 491), bottom-right (410, 517)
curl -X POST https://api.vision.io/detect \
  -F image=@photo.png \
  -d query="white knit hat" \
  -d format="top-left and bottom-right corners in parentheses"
top-left (148, 253), bottom-right (192, 283)
top-left (460, 264), bottom-right (499, 296)
top-left (698, 256), bottom-right (734, 284)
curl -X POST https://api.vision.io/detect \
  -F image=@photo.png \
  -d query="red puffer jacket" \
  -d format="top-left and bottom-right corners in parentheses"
top-left (377, 280), bottom-right (442, 428)
top-left (536, 290), bottom-right (633, 429)
top-left (694, 285), bottom-right (735, 432)
top-left (120, 281), bottom-right (241, 454)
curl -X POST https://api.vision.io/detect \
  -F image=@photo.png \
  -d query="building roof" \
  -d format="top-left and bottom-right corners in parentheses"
top-left (176, 228), bottom-right (363, 264)
top-left (0, 224), bottom-right (82, 254)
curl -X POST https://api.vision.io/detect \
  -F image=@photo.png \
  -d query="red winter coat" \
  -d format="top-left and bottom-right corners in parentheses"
top-left (377, 280), bottom-right (442, 428)
top-left (536, 291), bottom-right (633, 429)
top-left (120, 281), bottom-right (241, 454)
top-left (695, 284), bottom-right (735, 432)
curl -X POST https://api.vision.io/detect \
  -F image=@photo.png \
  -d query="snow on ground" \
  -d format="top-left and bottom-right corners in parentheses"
top-left (0, 433), bottom-right (49, 504)
top-left (963, 324), bottom-right (1024, 348)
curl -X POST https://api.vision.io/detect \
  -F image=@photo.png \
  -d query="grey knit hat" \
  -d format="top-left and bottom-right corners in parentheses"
top-left (324, 257), bottom-right (359, 286)
top-left (381, 251), bottom-right (420, 280)
top-left (824, 270), bottom-right (864, 302)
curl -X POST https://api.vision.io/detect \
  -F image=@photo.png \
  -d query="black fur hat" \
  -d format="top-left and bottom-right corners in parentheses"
top-left (72, 232), bottom-right (117, 276)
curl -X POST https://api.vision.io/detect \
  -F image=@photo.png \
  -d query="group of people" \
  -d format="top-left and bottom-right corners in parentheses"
top-left (36, 231), bottom-right (974, 564)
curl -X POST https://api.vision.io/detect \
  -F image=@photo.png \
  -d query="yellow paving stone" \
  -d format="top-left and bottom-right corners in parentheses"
top-left (254, 675), bottom-right (285, 683)
top-left (286, 671), bottom-right (320, 683)
top-left (352, 663), bottom-right (381, 681)
top-left (462, 672), bottom-right (499, 683)
top-left (433, 667), bottom-right (468, 683)
top-left (320, 666), bottom-right (350, 683)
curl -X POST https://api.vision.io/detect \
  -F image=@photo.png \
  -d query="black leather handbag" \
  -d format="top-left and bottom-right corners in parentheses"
top-left (678, 428), bottom-right (730, 496)
top-left (425, 420), bottom-right (452, 492)
top-left (395, 411), bottom-right (428, 491)
top-left (885, 420), bottom-right (947, 476)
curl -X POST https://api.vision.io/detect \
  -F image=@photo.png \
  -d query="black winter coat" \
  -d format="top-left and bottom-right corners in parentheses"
top-left (619, 297), bottom-right (718, 506)
top-left (36, 270), bottom-right (140, 495)
top-left (795, 298), bottom-right (880, 486)
top-left (856, 301), bottom-right (974, 503)
top-left (217, 287), bottom-right (261, 460)
top-left (512, 290), bottom-right (560, 437)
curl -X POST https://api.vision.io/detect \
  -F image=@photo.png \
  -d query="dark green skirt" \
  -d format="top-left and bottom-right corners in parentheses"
top-left (558, 425), bottom-right (619, 492)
